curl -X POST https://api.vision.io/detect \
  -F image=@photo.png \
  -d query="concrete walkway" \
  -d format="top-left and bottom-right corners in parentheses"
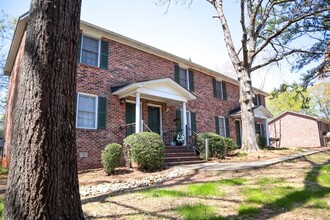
top-left (178, 149), bottom-right (329, 171)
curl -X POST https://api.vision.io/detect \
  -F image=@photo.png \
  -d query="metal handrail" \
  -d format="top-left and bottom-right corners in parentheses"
top-left (186, 126), bottom-right (209, 160)
top-left (142, 121), bottom-right (152, 132)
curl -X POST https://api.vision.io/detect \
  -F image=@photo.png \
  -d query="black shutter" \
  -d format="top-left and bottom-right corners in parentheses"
top-left (215, 116), bottom-right (220, 135)
top-left (212, 78), bottom-right (217, 98)
top-left (174, 64), bottom-right (180, 83)
top-left (77, 33), bottom-right (82, 63)
top-left (191, 112), bottom-right (196, 133)
top-left (176, 109), bottom-right (182, 131)
top-left (222, 81), bottom-right (227, 100)
top-left (100, 40), bottom-right (109, 70)
top-left (97, 96), bottom-right (107, 129)
top-left (225, 117), bottom-right (230, 138)
top-left (188, 70), bottom-right (194, 92)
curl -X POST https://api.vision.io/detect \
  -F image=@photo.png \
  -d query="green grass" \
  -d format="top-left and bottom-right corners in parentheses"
top-left (145, 182), bottom-right (227, 198)
top-left (255, 177), bottom-right (284, 185)
top-left (317, 164), bottom-right (330, 187)
top-left (0, 196), bottom-right (4, 219)
top-left (0, 167), bottom-right (8, 175)
top-left (176, 203), bottom-right (217, 220)
top-left (307, 198), bottom-right (329, 209)
top-left (216, 178), bottom-right (246, 185)
top-left (238, 204), bottom-right (261, 216)
top-left (242, 186), bottom-right (296, 205)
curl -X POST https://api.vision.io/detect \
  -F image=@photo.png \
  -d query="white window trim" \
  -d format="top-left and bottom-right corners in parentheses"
top-left (218, 116), bottom-right (226, 137)
top-left (76, 92), bottom-right (98, 130)
top-left (80, 34), bottom-right (101, 67)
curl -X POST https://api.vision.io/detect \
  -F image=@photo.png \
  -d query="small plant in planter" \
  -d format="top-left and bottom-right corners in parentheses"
top-left (175, 132), bottom-right (184, 146)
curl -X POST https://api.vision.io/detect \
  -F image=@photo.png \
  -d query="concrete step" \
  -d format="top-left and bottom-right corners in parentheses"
top-left (165, 156), bottom-right (201, 163)
top-left (165, 160), bottom-right (205, 166)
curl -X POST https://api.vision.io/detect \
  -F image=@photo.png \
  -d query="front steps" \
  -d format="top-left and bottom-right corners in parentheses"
top-left (165, 146), bottom-right (204, 166)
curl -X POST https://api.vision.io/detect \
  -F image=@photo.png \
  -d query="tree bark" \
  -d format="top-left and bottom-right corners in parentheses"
top-left (238, 69), bottom-right (259, 152)
top-left (3, 0), bottom-right (84, 219)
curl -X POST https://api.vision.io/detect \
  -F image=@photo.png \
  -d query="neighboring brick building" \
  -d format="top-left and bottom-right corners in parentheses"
top-left (269, 111), bottom-right (330, 148)
top-left (3, 14), bottom-right (272, 170)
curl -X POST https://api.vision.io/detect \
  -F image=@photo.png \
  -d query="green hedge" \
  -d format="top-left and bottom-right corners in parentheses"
top-left (124, 132), bottom-right (165, 171)
top-left (194, 132), bottom-right (238, 159)
top-left (101, 143), bottom-right (122, 175)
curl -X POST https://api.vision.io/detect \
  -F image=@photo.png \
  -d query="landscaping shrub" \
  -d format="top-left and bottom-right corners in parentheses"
top-left (101, 143), bottom-right (122, 175)
top-left (224, 137), bottom-right (238, 153)
top-left (257, 135), bottom-right (267, 149)
top-left (124, 132), bottom-right (165, 171)
top-left (194, 132), bottom-right (236, 159)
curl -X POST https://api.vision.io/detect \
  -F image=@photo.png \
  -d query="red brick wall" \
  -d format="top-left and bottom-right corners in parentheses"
top-left (2, 33), bottom-right (26, 168)
top-left (75, 38), bottom-right (242, 169)
top-left (269, 113), bottom-right (321, 148)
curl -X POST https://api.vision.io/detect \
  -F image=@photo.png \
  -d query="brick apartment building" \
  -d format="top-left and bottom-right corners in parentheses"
top-left (269, 111), bottom-right (330, 148)
top-left (3, 14), bottom-right (272, 170)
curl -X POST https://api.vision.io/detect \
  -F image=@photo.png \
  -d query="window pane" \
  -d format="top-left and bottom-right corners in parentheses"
top-left (82, 50), bottom-right (98, 66)
top-left (179, 68), bottom-right (188, 89)
top-left (77, 94), bottom-right (96, 129)
top-left (81, 36), bottom-right (99, 66)
top-left (256, 124), bottom-right (261, 135)
top-left (83, 36), bottom-right (99, 53)
top-left (219, 117), bottom-right (225, 137)
top-left (216, 81), bottom-right (223, 99)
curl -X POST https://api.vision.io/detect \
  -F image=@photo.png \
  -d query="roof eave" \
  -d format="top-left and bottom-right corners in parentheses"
top-left (4, 12), bottom-right (29, 76)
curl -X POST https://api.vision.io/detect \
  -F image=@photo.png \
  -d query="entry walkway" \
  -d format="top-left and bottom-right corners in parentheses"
top-left (178, 149), bottom-right (329, 171)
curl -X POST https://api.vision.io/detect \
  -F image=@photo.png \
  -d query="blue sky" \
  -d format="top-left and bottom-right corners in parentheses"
top-left (1, 0), bottom-right (301, 92)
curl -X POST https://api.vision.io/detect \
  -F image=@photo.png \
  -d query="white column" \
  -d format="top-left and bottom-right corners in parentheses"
top-left (135, 92), bottom-right (141, 133)
top-left (182, 102), bottom-right (187, 146)
top-left (265, 118), bottom-right (270, 146)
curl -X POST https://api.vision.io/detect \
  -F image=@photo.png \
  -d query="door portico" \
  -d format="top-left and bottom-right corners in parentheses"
top-left (113, 78), bottom-right (196, 145)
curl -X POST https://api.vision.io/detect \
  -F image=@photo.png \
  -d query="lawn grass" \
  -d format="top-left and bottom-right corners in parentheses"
top-left (145, 182), bottom-right (227, 198)
top-left (255, 177), bottom-right (284, 185)
top-left (176, 203), bottom-right (217, 220)
top-left (237, 204), bottom-right (261, 216)
top-left (0, 167), bottom-right (8, 175)
top-left (0, 195), bottom-right (4, 219)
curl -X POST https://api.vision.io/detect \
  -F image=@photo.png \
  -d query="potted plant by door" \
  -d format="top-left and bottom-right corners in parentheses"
top-left (175, 132), bottom-right (184, 146)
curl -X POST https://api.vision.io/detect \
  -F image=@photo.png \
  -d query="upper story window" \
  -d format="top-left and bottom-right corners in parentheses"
top-left (81, 35), bottom-right (99, 66)
top-left (76, 92), bottom-right (107, 130)
top-left (78, 33), bottom-right (109, 70)
top-left (212, 79), bottom-right (227, 100)
top-left (174, 64), bottom-right (195, 92)
top-left (253, 94), bottom-right (261, 106)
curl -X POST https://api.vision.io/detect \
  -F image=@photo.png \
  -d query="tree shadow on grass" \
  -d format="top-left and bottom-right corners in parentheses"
top-left (223, 156), bottom-right (330, 219)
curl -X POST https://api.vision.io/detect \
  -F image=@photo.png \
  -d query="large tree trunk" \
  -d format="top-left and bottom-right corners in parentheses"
top-left (239, 69), bottom-right (259, 152)
top-left (3, 0), bottom-right (84, 219)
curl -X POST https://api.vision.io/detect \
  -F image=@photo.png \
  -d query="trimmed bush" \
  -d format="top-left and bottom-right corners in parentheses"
top-left (224, 137), bottom-right (238, 153)
top-left (194, 132), bottom-right (234, 159)
top-left (124, 132), bottom-right (165, 171)
top-left (257, 135), bottom-right (267, 149)
top-left (101, 143), bottom-right (122, 175)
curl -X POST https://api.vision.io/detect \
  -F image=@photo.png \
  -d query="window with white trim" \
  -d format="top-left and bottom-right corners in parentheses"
top-left (80, 35), bottom-right (100, 67)
top-left (77, 93), bottom-right (98, 129)
top-left (218, 116), bottom-right (226, 137)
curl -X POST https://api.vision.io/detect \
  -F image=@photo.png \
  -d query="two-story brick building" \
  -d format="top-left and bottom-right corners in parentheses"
top-left (3, 14), bottom-right (272, 170)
